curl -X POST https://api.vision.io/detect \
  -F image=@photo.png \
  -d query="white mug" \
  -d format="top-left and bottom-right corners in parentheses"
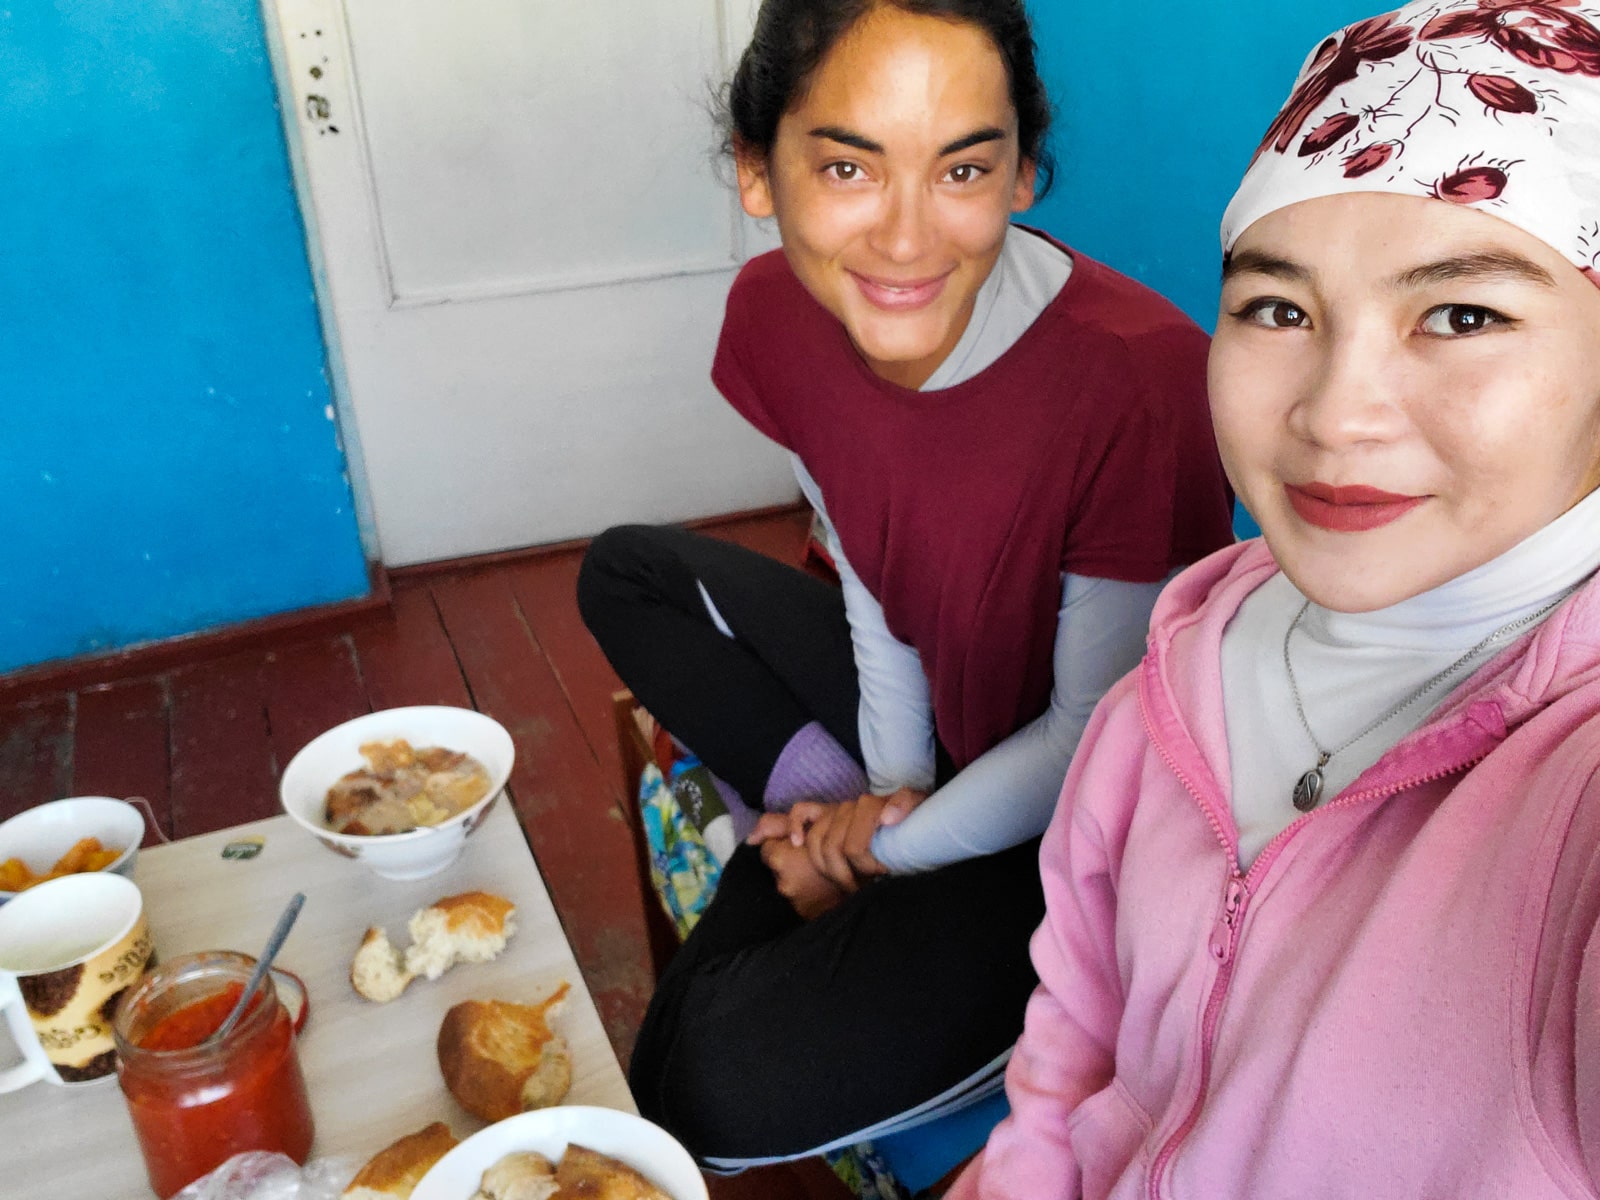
top-left (0, 872), bottom-right (152, 1089)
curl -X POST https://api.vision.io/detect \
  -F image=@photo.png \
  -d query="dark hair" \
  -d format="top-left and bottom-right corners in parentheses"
top-left (721, 0), bottom-right (1055, 195)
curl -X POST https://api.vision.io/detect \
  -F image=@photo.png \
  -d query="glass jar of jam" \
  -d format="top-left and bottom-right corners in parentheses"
top-left (113, 950), bottom-right (315, 1199)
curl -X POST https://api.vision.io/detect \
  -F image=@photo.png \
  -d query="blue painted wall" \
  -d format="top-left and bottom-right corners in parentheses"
top-left (0, 1), bottom-right (369, 675)
top-left (1024, 1), bottom-right (1381, 536)
top-left (1026, 0), bottom-right (1380, 329)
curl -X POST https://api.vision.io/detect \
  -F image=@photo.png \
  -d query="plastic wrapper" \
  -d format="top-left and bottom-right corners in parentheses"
top-left (172, 1152), bottom-right (358, 1200)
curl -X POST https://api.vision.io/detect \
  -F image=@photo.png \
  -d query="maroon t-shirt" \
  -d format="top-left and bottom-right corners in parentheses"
top-left (712, 238), bottom-right (1233, 769)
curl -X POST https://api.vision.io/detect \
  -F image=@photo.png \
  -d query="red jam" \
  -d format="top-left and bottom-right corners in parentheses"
top-left (115, 953), bottom-right (315, 1199)
top-left (139, 982), bottom-right (249, 1050)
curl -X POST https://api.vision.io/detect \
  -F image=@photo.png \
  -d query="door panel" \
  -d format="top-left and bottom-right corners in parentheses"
top-left (347, 0), bottom-right (744, 302)
top-left (265, 0), bottom-right (791, 566)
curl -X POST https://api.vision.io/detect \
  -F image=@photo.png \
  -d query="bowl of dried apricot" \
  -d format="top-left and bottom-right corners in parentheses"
top-left (0, 797), bottom-right (145, 903)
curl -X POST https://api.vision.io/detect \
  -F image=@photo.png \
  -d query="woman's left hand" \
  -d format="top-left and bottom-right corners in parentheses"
top-left (748, 788), bottom-right (928, 890)
top-left (747, 802), bottom-right (877, 889)
top-left (788, 793), bottom-right (902, 890)
top-left (800, 796), bottom-right (878, 891)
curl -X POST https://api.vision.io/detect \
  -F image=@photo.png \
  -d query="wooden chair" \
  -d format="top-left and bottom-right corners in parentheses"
top-left (612, 689), bottom-right (683, 980)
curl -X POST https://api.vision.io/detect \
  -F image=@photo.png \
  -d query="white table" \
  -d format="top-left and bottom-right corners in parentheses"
top-left (0, 799), bottom-right (634, 1197)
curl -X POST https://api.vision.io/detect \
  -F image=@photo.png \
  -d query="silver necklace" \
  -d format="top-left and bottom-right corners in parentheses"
top-left (1283, 591), bottom-right (1571, 812)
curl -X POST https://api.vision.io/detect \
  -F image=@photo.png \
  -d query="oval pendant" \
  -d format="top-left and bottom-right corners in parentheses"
top-left (1292, 768), bottom-right (1324, 812)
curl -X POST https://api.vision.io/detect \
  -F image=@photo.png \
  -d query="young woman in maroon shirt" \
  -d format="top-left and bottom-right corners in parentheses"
top-left (578, 0), bottom-right (1232, 1166)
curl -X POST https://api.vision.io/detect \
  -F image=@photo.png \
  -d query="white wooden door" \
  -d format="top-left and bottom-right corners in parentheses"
top-left (263, 0), bottom-right (790, 566)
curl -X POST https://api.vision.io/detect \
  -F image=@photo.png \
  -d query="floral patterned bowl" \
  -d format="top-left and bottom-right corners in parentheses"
top-left (278, 706), bottom-right (514, 880)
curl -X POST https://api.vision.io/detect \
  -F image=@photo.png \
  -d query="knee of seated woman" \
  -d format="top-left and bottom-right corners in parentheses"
top-left (576, 524), bottom-right (674, 616)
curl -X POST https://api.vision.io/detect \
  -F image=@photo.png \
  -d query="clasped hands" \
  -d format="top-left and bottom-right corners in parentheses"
top-left (746, 787), bottom-right (926, 919)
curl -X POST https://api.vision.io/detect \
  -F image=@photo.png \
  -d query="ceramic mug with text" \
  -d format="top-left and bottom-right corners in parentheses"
top-left (0, 872), bottom-right (153, 1087)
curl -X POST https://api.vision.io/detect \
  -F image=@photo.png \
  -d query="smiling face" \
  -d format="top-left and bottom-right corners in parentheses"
top-left (735, 6), bottom-right (1036, 389)
top-left (1210, 191), bottom-right (1600, 613)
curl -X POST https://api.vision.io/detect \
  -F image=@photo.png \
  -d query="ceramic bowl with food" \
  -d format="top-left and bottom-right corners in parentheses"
top-left (412, 1106), bottom-right (707, 1200)
top-left (279, 706), bottom-right (514, 881)
top-left (0, 797), bottom-right (145, 904)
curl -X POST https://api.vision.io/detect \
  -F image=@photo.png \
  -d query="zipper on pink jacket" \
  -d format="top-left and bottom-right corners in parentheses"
top-left (1207, 877), bottom-right (1248, 964)
top-left (1142, 777), bottom-right (1247, 1195)
top-left (1137, 660), bottom-right (1493, 1199)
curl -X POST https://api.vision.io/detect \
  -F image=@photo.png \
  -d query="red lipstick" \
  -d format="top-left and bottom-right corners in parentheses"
top-left (1285, 481), bottom-right (1427, 532)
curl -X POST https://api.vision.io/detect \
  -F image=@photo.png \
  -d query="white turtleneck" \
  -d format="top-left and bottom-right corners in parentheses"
top-left (1222, 486), bottom-right (1600, 867)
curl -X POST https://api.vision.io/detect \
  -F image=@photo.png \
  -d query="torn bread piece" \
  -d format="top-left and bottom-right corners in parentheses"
top-left (469, 1151), bottom-right (557, 1200)
top-left (350, 926), bottom-right (416, 1003)
top-left (437, 984), bottom-right (572, 1121)
top-left (342, 1121), bottom-right (459, 1199)
top-left (349, 890), bottom-right (515, 1003)
top-left (405, 891), bottom-right (517, 981)
top-left (555, 1144), bottom-right (673, 1200)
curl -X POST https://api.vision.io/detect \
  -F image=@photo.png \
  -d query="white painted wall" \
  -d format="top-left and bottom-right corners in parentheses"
top-left (266, 0), bottom-right (790, 566)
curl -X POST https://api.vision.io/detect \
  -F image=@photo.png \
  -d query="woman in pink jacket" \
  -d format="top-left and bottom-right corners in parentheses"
top-left (953, 3), bottom-right (1600, 1197)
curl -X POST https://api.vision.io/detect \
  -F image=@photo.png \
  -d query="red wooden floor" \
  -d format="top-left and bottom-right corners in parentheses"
top-left (0, 507), bottom-right (849, 1200)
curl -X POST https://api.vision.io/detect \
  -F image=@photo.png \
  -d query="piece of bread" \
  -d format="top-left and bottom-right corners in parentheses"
top-left (343, 1121), bottom-right (459, 1199)
top-left (437, 984), bottom-right (572, 1121)
top-left (554, 1144), bottom-right (672, 1200)
top-left (406, 891), bottom-right (517, 981)
top-left (469, 1151), bottom-right (558, 1200)
top-left (349, 890), bottom-right (514, 1002)
top-left (350, 926), bottom-right (416, 1003)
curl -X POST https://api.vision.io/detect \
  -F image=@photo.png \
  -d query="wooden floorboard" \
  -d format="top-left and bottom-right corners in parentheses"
top-left (429, 569), bottom-right (656, 1060)
top-left (167, 651), bottom-right (278, 837)
top-left (0, 694), bottom-right (74, 823)
top-left (261, 634), bottom-right (372, 771)
top-left (351, 581), bottom-right (475, 711)
top-left (507, 550), bottom-right (628, 808)
top-left (73, 680), bottom-right (172, 844)
top-left (706, 508), bottom-right (812, 562)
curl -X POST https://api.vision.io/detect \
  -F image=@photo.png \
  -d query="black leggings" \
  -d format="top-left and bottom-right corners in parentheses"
top-left (577, 524), bottom-right (1045, 1161)
top-left (576, 523), bottom-right (862, 803)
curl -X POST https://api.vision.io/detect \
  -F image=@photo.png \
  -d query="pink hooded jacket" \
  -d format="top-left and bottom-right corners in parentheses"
top-left (950, 540), bottom-right (1600, 1200)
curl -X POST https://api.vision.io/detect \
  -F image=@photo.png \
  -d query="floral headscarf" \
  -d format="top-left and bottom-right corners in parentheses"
top-left (1221, 0), bottom-right (1600, 282)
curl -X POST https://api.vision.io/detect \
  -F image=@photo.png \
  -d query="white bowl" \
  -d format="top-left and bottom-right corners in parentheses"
top-left (0, 797), bottom-right (145, 904)
top-left (278, 706), bottom-right (514, 881)
top-left (413, 1106), bottom-right (707, 1200)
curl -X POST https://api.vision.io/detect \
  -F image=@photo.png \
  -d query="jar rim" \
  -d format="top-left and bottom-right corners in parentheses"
top-left (113, 949), bottom-right (281, 1064)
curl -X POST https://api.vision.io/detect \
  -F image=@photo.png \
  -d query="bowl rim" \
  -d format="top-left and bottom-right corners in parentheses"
top-left (412, 1105), bottom-right (707, 1200)
top-left (0, 796), bottom-right (144, 900)
top-left (277, 705), bottom-right (514, 846)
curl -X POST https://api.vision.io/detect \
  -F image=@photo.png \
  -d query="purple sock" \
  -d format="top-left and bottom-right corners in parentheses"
top-left (762, 721), bottom-right (869, 813)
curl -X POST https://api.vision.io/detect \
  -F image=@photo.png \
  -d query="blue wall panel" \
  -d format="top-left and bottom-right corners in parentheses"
top-left (1024, 1), bottom-right (1380, 537)
top-left (0, 0), bottom-right (368, 674)
top-left (1026, 0), bottom-right (1380, 329)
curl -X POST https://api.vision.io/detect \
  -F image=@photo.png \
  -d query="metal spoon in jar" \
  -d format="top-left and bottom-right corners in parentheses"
top-left (208, 891), bottom-right (306, 1045)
